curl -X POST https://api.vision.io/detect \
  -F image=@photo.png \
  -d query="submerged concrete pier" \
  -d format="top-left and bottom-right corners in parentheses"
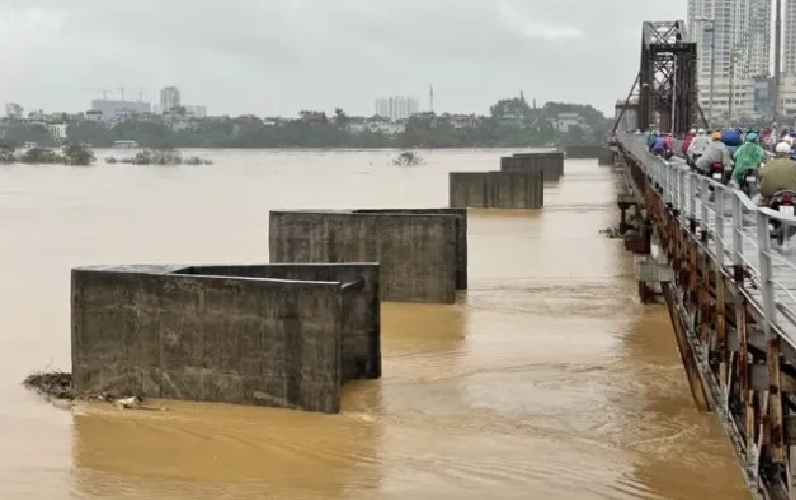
top-left (564, 144), bottom-right (606, 159)
top-left (448, 170), bottom-right (543, 209)
top-left (71, 263), bottom-right (381, 414)
top-left (500, 152), bottom-right (564, 180)
top-left (269, 209), bottom-right (467, 304)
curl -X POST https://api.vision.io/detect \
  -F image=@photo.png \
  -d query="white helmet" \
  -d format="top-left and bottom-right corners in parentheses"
top-left (776, 141), bottom-right (792, 154)
top-left (697, 128), bottom-right (705, 134)
top-left (690, 128), bottom-right (697, 134)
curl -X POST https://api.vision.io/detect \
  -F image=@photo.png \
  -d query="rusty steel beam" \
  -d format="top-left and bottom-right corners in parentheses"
top-left (637, 20), bottom-right (697, 135)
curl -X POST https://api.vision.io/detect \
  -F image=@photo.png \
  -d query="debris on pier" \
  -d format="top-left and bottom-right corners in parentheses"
top-left (22, 371), bottom-right (167, 411)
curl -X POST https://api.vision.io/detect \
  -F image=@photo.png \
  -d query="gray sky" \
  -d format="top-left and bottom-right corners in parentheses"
top-left (0, 0), bottom-right (687, 117)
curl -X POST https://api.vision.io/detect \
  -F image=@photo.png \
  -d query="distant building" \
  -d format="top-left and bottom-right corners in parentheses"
top-left (442, 113), bottom-right (478, 129)
top-left (299, 110), bottom-right (327, 124)
top-left (90, 99), bottom-right (151, 121)
top-left (549, 112), bottom-right (587, 132)
top-left (160, 86), bottom-right (181, 113)
top-left (47, 124), bottom-right (67, 141)
top-left (85, 110), bottom-right (103, 123)
top-left (5, 102), bottom-right (23, 119)
top-left (184, 105), bottom-right (207, 118)
top-left (374, 97), bottom-right (419, 121)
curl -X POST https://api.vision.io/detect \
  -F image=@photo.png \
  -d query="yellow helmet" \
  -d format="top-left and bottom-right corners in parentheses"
top-left (711, 131), bottom-right (722, 140)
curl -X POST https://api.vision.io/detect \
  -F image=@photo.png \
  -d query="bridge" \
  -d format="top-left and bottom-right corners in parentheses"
top-left (613, 19), bottom-right (796, 500)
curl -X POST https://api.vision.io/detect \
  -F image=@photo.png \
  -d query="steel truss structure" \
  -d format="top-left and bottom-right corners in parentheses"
top-left (637, 20), bottom-right (699, 135)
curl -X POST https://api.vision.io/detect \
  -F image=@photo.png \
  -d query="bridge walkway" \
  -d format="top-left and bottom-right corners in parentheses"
top-left (617, 134), bottom-right (796, 500)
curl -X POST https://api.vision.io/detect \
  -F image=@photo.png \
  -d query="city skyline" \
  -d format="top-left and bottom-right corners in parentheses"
top-left (0, 1), bottom-right (687, 117)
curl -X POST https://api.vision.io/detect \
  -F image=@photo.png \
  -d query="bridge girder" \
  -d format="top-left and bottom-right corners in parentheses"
top-left (637, 20), bottom-right (698, 135)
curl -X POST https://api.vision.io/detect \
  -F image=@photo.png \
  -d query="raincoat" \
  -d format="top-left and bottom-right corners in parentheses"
top-left (760, 156), bottom-right (796, 203)
top-left (731, 142), bottom-right (767, 182)
top-left (695, 140), bottom-right (732, 172)
top-left (687, 135), bottom-right (711, 156)
top-left (652, 137), bottom-right (665, 151)
top-left (681, 133), bottom-right (695, 156)
top-left (722, 129), bottom-right (742, 147)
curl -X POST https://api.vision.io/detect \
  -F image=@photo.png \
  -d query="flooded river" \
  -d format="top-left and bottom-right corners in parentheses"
top-left (0, 149), bottom-right (750, 499)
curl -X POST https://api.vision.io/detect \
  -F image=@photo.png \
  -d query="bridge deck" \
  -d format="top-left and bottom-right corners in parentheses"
top-left (621, 136), bottom-right (796, 348)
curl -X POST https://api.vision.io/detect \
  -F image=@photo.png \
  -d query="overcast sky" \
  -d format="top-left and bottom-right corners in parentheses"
top-left (0, 0), bottom-right (687, 117)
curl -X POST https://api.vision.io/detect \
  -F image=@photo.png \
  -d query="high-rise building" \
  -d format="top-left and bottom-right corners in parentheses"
top-left (4, 102), bottom-right (23, 119)
top-left (688, 0), bottom-right (771, 123)
top-left (374, 97), bottom-right (419, 121)
top-left (785, 0), bottom-right (796, 75)
top-left (689, 0), bottom-right (770, 79)
top-left (160, 86), bottom-right (181, 113)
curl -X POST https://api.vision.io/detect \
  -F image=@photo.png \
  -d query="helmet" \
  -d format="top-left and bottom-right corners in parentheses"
top-left (776, 141), bottom-right (792, 154)
top-left (667, 132), bottom-right (673, 136)
top-left (690, 128), bottom-right (697, 134)
top-left (746, 132), bottom-right (758, 142)
top-left (711, 131), bottom-right (722, 140)
top-left (697, 128), bottom-right (705, 134)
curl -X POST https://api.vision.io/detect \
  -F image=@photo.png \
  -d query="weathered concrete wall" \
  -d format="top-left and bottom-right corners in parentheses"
top-left (352, 209), bottom-right (467, 291)
top-left (269, 210), bottom-right (463, 304)
top-left (71, 263), bottom-right (381, 414)
top-left (177, 263), bottom-right (381, 382)
top-left (500, 152), bottom-right (565, 180)
top-left (565, 144), bottom-right (606, 159)
top-left (448, 170), bottom-right (543, 209)
top-left (597, 147), bottom-right (617, 166)
top-left (448, 172), bottom-right (489, 208)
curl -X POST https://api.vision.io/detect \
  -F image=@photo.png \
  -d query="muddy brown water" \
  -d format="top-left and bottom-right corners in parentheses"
top-left (0, 149), bottom-right (750, 499)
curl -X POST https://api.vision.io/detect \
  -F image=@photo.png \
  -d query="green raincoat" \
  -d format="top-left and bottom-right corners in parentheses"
top-left (731, 141), bottom-right (767, 183)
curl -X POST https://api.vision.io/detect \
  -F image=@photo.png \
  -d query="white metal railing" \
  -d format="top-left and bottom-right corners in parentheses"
top-left (620, 134), bottom-right (796, 348)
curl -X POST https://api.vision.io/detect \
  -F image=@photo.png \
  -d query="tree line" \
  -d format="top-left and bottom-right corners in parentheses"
top-left (1, 101), bottom-right (609, 150)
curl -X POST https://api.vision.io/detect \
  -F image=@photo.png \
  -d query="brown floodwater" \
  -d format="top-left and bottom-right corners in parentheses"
top-left (0, 149), bottom-right (750, 499)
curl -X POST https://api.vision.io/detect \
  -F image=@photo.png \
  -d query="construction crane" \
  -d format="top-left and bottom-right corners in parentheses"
top-left (117, 86), bottom-right (147, 102)
top-left (84, 88), bottom-right (114, 100)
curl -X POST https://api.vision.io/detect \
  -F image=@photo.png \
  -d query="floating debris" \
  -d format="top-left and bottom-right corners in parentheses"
top-left (599, 227), bottom-right (623, 239)
top-left (22, 371), bottom-right (168, 411)
top-left (23, 371), bottom-right (75, 400)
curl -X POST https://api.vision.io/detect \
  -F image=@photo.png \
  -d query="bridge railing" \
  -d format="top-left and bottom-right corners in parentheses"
top-left (620, 134), bottom-right (796, 347)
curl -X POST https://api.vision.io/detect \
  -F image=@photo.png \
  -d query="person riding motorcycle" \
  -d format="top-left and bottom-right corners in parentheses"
top-left (721, 127), bottom-right (743, 157)
top-left (681, 128), bottom-right (697, 157)
top-left (759, 141), bottom-right (796, 205)
top-left (652, 134), bottom-right (666, 156)
top-left (663, 132), bottom-right (675, 153)
top-left (687, 128), bottom-right (710, 168)
top-left (695, 131), bottom-right (732, 176)
top-left (645, 130), bottom-right (656, 150)
top-left (731, 132), bottom-right (767, 185)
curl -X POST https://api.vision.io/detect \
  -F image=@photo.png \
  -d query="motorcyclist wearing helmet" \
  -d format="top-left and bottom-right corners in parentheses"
top-left (731, 132), bottom-right (767, 184)
top-left (760, 141), bottom-right (796, 205)
top-left (695, 131), bottom-right (732, 175)
top-left (687, 128), bottom-right (710, 169)
top-left (721, 127), bottom-right (743, 157)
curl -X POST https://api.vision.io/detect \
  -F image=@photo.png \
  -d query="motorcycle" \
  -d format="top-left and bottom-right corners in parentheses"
top-left (769, 190), bottom-right (796, 249)
top-left (708, 162), bottom-right (726, 183)
top-left (663, 147), bottom-right (674, 160)
top-left (739, 168), bottom-right (759, 198)
top-left (707, 162), bottom-right (728, 202)
top-left (688, 153), bottom-right (702, 171)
